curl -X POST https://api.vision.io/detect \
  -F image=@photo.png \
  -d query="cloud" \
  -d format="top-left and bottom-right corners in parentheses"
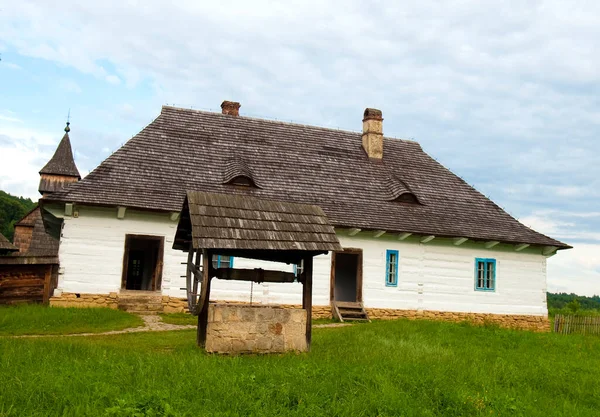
top-left (2, 62), bottom-right (22, 70)
top-left (0, 113), bottom-right (23, 123)
top-left (105, 74), bottom-right (121, 85)
top-left (0, 125), bottom-right (57, 199)
top-left (59, 79), bottom-right (82, 94)
top-left (548, 244), bottom-right (600, 297)
top-left (1, 0), bottom-right (599, 294)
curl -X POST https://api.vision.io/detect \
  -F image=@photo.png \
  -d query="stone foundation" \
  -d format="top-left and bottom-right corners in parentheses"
top-left (205, 304), bottom-right (307, 353)
top-left (49, 292), bottom-right (549, 332)
top-left (50, 291), bottom-right (119, 308)
top-left (49, 293), bottom-right (331, 319)
top-left (366, 308), bottom-right (550, 332)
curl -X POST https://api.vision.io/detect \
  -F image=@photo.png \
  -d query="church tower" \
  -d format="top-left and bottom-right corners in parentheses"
top-left (38, 121), bottom-right (81, 196)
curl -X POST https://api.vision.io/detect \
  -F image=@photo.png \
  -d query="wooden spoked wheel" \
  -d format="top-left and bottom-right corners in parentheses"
top-left (186, 264), bottom-right (202, 316)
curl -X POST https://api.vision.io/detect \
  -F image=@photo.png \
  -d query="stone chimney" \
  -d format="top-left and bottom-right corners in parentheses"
top-left (362, 108), bottom-right (383, 160)
top-left (221, 100), bottom-right (241, 116)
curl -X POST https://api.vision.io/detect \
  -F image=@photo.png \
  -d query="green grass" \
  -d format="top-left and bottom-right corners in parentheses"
top-left (159, 313), bottom-right (196, 326)
top-left (1, 319), bottom-right (599, 416)
top-left (0, 305), bottom-right (144, 336)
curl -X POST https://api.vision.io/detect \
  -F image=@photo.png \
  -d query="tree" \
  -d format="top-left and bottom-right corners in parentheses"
top-left (0, 190), bottom-right (36, 241)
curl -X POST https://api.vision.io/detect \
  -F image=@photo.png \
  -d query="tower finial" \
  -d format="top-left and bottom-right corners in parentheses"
top-left (65, 109), bottom-right (71, 133)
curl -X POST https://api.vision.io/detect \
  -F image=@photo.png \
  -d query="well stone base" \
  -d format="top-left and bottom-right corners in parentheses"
top-left (366, 308), bottom-right (550, 332)
top-left (206, 304), bottom-right (307, 353)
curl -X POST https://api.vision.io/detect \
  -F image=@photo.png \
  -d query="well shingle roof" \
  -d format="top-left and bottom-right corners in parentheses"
top-left (175, 191), bottom-right (342, 254)
top-left (46, 106), bottom-right (569, 249)
top-left (39, 133), bottom-right (81, 178)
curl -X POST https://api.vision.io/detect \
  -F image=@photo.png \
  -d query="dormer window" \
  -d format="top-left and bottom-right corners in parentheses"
top-left (383, 173), bottom-right (421, 205)
top-left (222, 157), bottom-right (261, 188)
top-left (229, 175), bottom-right (256, 187)
top-left (394, 192), bottom-right (419, 204)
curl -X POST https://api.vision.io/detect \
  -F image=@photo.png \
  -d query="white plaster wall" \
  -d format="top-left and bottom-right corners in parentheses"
top-left (56, 207), bottom-right (548, 316)
top-left (341, 233), bottom-right (548, 316)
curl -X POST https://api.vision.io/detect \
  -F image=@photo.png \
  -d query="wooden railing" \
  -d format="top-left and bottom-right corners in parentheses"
top-left (554, 314), bottom-right (600, 335)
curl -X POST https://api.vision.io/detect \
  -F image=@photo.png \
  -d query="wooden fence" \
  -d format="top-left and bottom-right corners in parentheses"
top-left (553, 314), bottom-right (600, 335)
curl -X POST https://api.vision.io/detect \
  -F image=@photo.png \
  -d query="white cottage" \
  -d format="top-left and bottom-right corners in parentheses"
top-left (41, 101), bottom-right (570, 330)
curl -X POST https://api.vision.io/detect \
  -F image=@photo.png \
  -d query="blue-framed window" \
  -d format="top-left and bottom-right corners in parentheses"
top-left (475, 258), bottom-right (496, 291)
top-left (293, 261), bottom-right (303, 282)
top-left (212, 255), bottom-right (234, 269)
top-left (385, 250), bottom-right (399, 287)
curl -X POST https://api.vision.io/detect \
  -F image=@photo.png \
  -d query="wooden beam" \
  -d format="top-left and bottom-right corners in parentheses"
top-left (373, 230), bottom-right (386, 238)
top-left (42, 265), bottom-right (52, 305)
top-left (398, 232), bottom-right (412, 241)
top-left (170, 212), bottom-right (180, 222)
top-left (420, 235), bottom-right (435, 244)
top-left (484, 241), bottom-right (500, 249)
top-left (187, 261), bottom-right (202, 281)
top-left (515, 243), bottom-right (530, 252)
top-left (543, 246), bottom-right (557, 256)
top-left (214, 268), bottom-right (296, 283)
top-left (302, 256), bottom-right (314, 351)
top-left (197, 249), bottom-right (212, 348)
top-left (453, 237), bottom-right (468, 246)
top-left (185, 244), bottom-right (194, 313)
top-left (117, 206), bottom-right (126, 219)
top-left (348, 228), bottom-right (361, 236)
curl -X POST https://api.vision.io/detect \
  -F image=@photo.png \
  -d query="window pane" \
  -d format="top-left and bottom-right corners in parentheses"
top-left (212, 255), bottom-right (219, 269)
top-left (486, 262), bottom-right (494, 289)
top-left (477, 262), bottom-right (484, 288)
top-left (220, 256), bottom-right (232, 268)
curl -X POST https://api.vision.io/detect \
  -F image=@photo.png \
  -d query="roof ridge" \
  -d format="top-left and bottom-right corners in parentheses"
top-left (160, 105), bottom-right (421, 146)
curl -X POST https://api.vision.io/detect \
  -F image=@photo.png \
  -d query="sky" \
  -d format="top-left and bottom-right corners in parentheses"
top-left (0, 1), bottom-right (598, 295)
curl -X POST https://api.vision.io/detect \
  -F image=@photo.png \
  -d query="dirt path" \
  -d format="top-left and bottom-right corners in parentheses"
top-left (5, 316), bottom-right (351, 339)
top-left (7, 315), bottom-right (195, 339)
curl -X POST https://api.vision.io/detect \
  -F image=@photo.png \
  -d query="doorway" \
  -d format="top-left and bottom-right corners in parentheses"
top-left (121, 235), bottom-right (164, 291)
top-left (330, 248), bottom-right (363, 303)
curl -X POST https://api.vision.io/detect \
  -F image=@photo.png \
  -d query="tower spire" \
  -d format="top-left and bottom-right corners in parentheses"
top-left (65, 109), bottom-right (71, 133)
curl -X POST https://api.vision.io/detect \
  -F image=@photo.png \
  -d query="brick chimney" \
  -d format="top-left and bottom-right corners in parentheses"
top-left (362, 108), bottom-right (383, 159)
top-left (221, 101), bottom-right (241, 116)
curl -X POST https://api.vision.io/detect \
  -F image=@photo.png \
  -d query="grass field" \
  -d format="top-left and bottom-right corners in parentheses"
top-left (0, 305), bottom-right (143, 336)
top-left (1, 317), bottom-right (599, 416)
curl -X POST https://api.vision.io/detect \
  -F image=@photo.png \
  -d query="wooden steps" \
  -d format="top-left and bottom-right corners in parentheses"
top-left (117, 290), bottom-right (163, 314)
top-left (333, 301), bottom-right (370, 322)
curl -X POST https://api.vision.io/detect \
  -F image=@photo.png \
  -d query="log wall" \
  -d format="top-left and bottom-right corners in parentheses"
top-left (0, 264), bottom-right (56, 305)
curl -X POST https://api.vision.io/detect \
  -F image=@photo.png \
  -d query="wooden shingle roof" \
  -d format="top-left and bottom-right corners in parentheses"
top-left (46, 106), bottom-right (570, 249)
top-left (174, 191), bottom-right (342, 260)
top-left (0, 232), bottom-right (17, 252)
top-left (39, 132), bottom-right (81, 178)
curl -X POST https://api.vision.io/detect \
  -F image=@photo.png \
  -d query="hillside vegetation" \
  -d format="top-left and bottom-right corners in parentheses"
top-left (1, 316), bottom-right (599, 416)
top-left (547, 292), bottom-right (600, 317)
top-left (0, 190), bottom-right (36, 241)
